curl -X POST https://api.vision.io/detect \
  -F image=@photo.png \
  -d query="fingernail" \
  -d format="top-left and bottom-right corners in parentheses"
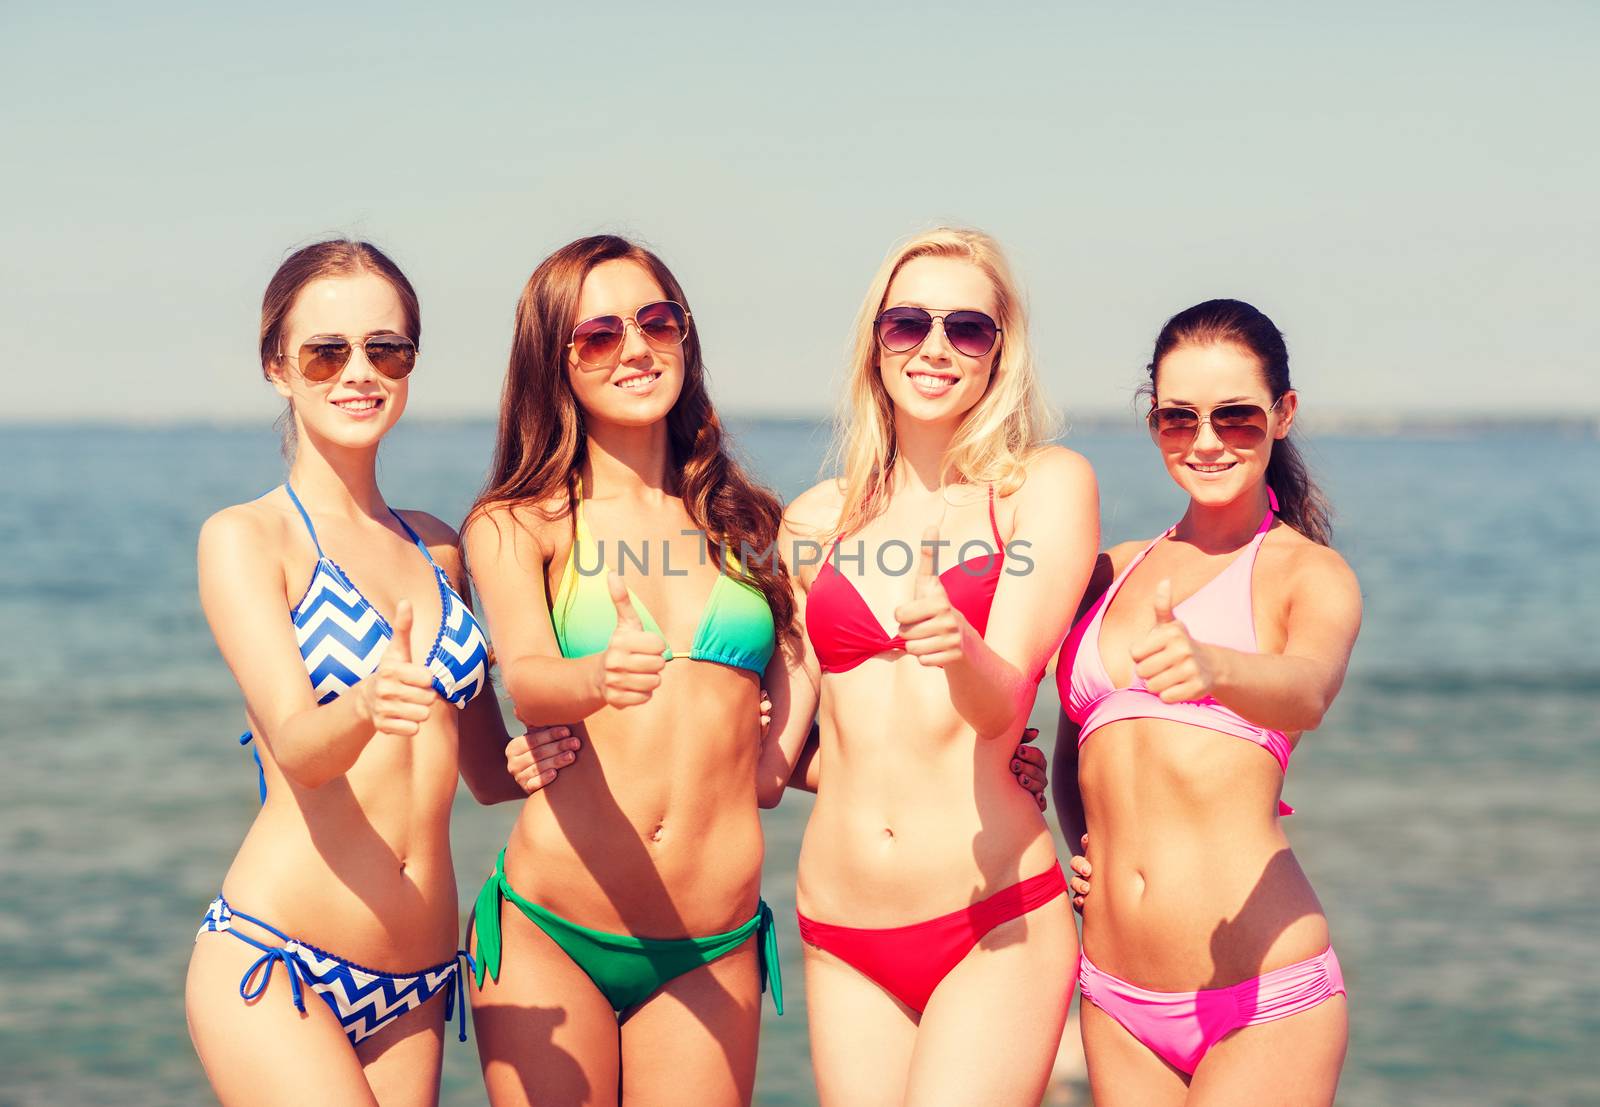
top-left (1011, 760), bottom-right (1021, 771)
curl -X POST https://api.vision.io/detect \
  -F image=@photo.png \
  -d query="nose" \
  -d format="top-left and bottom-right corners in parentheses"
top-left (1191, 417), bottom-right (1226, 453)
top-left (338, 342), bottom-right (379, 386)
top-left (918, 317), bottom-right (953, 361)
top-left (618, 319), bottom-right (653, 365)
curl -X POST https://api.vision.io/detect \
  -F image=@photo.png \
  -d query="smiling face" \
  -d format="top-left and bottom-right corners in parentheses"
top-left (268, 272), bottom-right (411, 452)
top-left (875, 255), bottom-right (1000, 430)
top-left (1151, 342), bottom-right (1298, 507)
top-left (564, 258), bottom-right (686, 429)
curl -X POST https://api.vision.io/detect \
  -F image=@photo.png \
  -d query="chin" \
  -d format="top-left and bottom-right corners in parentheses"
top-left (893, 388), bottom-right (978, 427)
top-left (305, 420), bottom-right (393, 453)
top-left (1172, 468), bottom-right (1258, 508)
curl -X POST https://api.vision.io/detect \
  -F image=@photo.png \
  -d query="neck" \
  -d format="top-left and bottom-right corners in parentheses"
top-left (583, 419), bottom-right (672, 500)
top-left (1174, 484), bottom-right (1271, 552)
top-left (890, 414), bottom-right (959, 496)
top-left (287, 434), bottom-right (385, 517)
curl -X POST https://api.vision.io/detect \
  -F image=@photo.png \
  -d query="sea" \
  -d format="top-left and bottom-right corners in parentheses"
top-left (1, 419), bottom-right (1595, 1107)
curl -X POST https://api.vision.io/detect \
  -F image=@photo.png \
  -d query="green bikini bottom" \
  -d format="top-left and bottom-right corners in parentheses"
top-left (470, 848), bottom-right (783, 1015)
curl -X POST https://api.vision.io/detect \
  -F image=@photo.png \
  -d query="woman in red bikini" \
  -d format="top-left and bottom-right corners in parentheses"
top-left (766, 227), bottom-right (1098, 1105)
top-left (1053, 299), bottom-right (1361, 1105)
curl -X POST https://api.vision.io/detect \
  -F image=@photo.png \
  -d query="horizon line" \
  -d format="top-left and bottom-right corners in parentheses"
top-left (5, 410), bottom-right (1598, 437)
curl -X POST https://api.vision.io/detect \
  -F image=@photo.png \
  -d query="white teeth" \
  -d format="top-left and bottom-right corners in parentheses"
top-left (909, 373), bottom-right (955, 388)
top-left (616, 373), bottom-right (659, 391)
top-left (335, 398), bottom-right (380, 411)
top-left (1189, 463), bottom-right (1233, 472)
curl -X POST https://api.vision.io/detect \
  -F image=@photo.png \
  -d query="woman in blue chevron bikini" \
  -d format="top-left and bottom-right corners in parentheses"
top-left (185, 239), bottom-right (576, 1107)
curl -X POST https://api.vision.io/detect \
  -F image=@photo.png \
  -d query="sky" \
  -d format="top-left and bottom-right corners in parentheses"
top-left (2, 0), bottom-right (1595, 424)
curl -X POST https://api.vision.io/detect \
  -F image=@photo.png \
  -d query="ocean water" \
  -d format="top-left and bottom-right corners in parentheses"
top-left (1, 419), bottom-right (1595, 1107)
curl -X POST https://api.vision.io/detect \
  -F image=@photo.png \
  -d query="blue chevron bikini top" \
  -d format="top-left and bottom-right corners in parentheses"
top-left (239, 484), bottom-right (491, 800)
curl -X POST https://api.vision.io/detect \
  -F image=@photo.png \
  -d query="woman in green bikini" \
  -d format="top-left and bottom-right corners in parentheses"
top-left (460, 235), bottom-right (804, 1107)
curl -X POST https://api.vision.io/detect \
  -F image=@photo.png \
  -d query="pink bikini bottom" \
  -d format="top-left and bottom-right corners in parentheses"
top-left (1078, 946), bottom-right (1346, 1075)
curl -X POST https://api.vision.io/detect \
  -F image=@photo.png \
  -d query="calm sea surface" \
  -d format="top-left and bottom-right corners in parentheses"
top-left (1, 420), bottom-right (1595, 1106)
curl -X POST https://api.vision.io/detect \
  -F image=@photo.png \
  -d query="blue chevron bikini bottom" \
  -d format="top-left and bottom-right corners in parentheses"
top-left (196, 896), bottom-right (474, 1046)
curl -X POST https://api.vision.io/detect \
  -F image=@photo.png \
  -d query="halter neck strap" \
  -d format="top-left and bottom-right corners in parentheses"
top-left (283, 484), bottom-right (323, 556)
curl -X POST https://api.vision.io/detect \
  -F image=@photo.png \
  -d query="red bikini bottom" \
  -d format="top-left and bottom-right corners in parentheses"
top-left (796, 865), bottom-right (1068, 1014)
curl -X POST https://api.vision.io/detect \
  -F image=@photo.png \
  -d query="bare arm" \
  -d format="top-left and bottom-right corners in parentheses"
top-left (462, 505), bottom-right (665, 727)
top-left (788, 724), bottom-right (822, 793)
top-left (1133, 543), bottom-right (1363, 734)
top-left (756, 505), bottom-right (825, 807)
top-left (1051, 709), bottom-right (1087, 853)
top-left (897, 449), bottom-right (1100, 739)
top-left (198, 507), bottom-right (435, 790)
top-left (401, 515), bottom-right (529, 805)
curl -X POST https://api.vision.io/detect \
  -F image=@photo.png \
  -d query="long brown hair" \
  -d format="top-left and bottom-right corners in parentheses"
top-left (467, 235), bottom-right (799, 649)
top-left (1144, 298), bottom-right (1332, 545)
top-left (258, 239), bottom-right (420, 457)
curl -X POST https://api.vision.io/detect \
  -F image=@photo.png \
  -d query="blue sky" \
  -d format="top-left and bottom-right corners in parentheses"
top-left (3, 1), bottom-right (1595, 423)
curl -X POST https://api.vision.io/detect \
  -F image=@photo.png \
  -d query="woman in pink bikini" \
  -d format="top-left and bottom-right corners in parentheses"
top-left (769, 227), bottom-right (1098, 1105)
top-left (1053, 299), bottom-right (1361, 1105)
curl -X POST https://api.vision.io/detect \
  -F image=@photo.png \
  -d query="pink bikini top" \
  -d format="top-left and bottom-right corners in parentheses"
top-left (1055, 492), bottom-right (1294, 815)
top-left (806, 486), bottom-right (1004, 674)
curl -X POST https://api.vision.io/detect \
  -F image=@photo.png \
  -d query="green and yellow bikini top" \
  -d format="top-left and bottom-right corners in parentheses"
top-left (549, 489), bottom-right (776, 676)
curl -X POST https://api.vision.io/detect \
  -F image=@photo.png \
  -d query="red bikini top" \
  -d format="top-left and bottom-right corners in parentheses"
top-left (806, 487), bottom-right (1005, 674)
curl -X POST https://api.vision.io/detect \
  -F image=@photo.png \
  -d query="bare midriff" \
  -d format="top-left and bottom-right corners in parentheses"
top-left (797, 654), bottom-right (1057, 926)
top-left (1079, 716), bottom-right (1329, 990)
top-left (220, 697), bottom-right (463, 969)
top-left (506, 663), bottom-right (765, 937)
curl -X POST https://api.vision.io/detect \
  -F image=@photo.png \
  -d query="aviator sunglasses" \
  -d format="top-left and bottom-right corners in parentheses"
top-left (874, 306), bottom-right (1002, 359)
top-left (278, 333), bottom-right (418, 383)
top-left (569, 300), bottom-right (691, 367)
top-left (1147, 397), bottom-right (1283, 450)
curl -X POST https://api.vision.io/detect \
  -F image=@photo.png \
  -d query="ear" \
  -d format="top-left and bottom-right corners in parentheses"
top-left (266, 355), bottom-right (295, 401)
top-left (1273, 390), bottom-right (1298, 439)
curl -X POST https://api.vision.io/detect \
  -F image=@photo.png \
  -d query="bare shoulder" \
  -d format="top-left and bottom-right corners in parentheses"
top-left (394, 509), bottom-right (465, 578)
top-left (1286, 531), bottom-right (1359, 592)
top-left (1009, 448), bottom-right (1096, 527)
top-left (395, 509), bottom-right (460, 548)
top-left (1264, 525), bottom-right (1361, 609)
top-left (782, 478), bottom-right (846, 538)
top-left (1020, 445), bottom-right (1096, 493)
top-left (1104, 538), bottom-right (1150, 576)
top-left (198, 493), bottom-right (288, 560)
top-left (462, 496), bottom-right (568, 559)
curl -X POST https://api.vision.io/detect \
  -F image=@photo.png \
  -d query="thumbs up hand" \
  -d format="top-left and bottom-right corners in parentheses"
top-left (894, 526), bottom-right (968, 669)
top-left (1129, 580), bottom-right (1217, 703)
top-left (595, 573), bottom-right (667, 708)
top-left (358, 600), bottom-right (442, 738)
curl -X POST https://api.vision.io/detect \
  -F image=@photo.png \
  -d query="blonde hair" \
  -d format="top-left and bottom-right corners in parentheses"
top-left (828, 227), bottom-right (1059, 538)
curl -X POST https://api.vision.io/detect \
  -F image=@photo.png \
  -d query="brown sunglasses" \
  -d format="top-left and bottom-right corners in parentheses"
top-left (1148, 397), bottom-right (1282, 450)
top-left (568, 301), bottom-right (691, 368)
top-left (278, 332), bottom-right (418, 383)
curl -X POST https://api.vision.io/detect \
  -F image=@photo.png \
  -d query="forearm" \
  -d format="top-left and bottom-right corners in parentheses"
top-left (786, 723), bottom-right (821, 795)
top-left (1051, 715), bottom-right (1087, 847)
top-left (268, 693), bottom-right (379, 789)
top-left (1209, 647), bottom-right (1341, 733)
top-left (456, 690), bottom-right (522, 805)
top-left (945, 628), bottom-right (1033, 739)
top-left (505, 654), bottom-right (606, 724)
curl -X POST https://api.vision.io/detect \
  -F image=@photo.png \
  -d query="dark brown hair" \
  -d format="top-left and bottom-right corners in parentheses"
top-left (467, 235), bottom-right (800, 650)
top-left (258, 239), bottom-right (421, 455)
top-left (1145, 298), bottom-right (1332, 545)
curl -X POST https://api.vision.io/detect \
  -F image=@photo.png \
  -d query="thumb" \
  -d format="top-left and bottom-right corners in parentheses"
top-left (1153, 579), bottom-right (1176, 625)
top-left (389, 599), bottom-right (414, 663)
top-left (608, 572), bottom-right (642, 632)
top-left (914, 525), bottom-right (940, 598)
